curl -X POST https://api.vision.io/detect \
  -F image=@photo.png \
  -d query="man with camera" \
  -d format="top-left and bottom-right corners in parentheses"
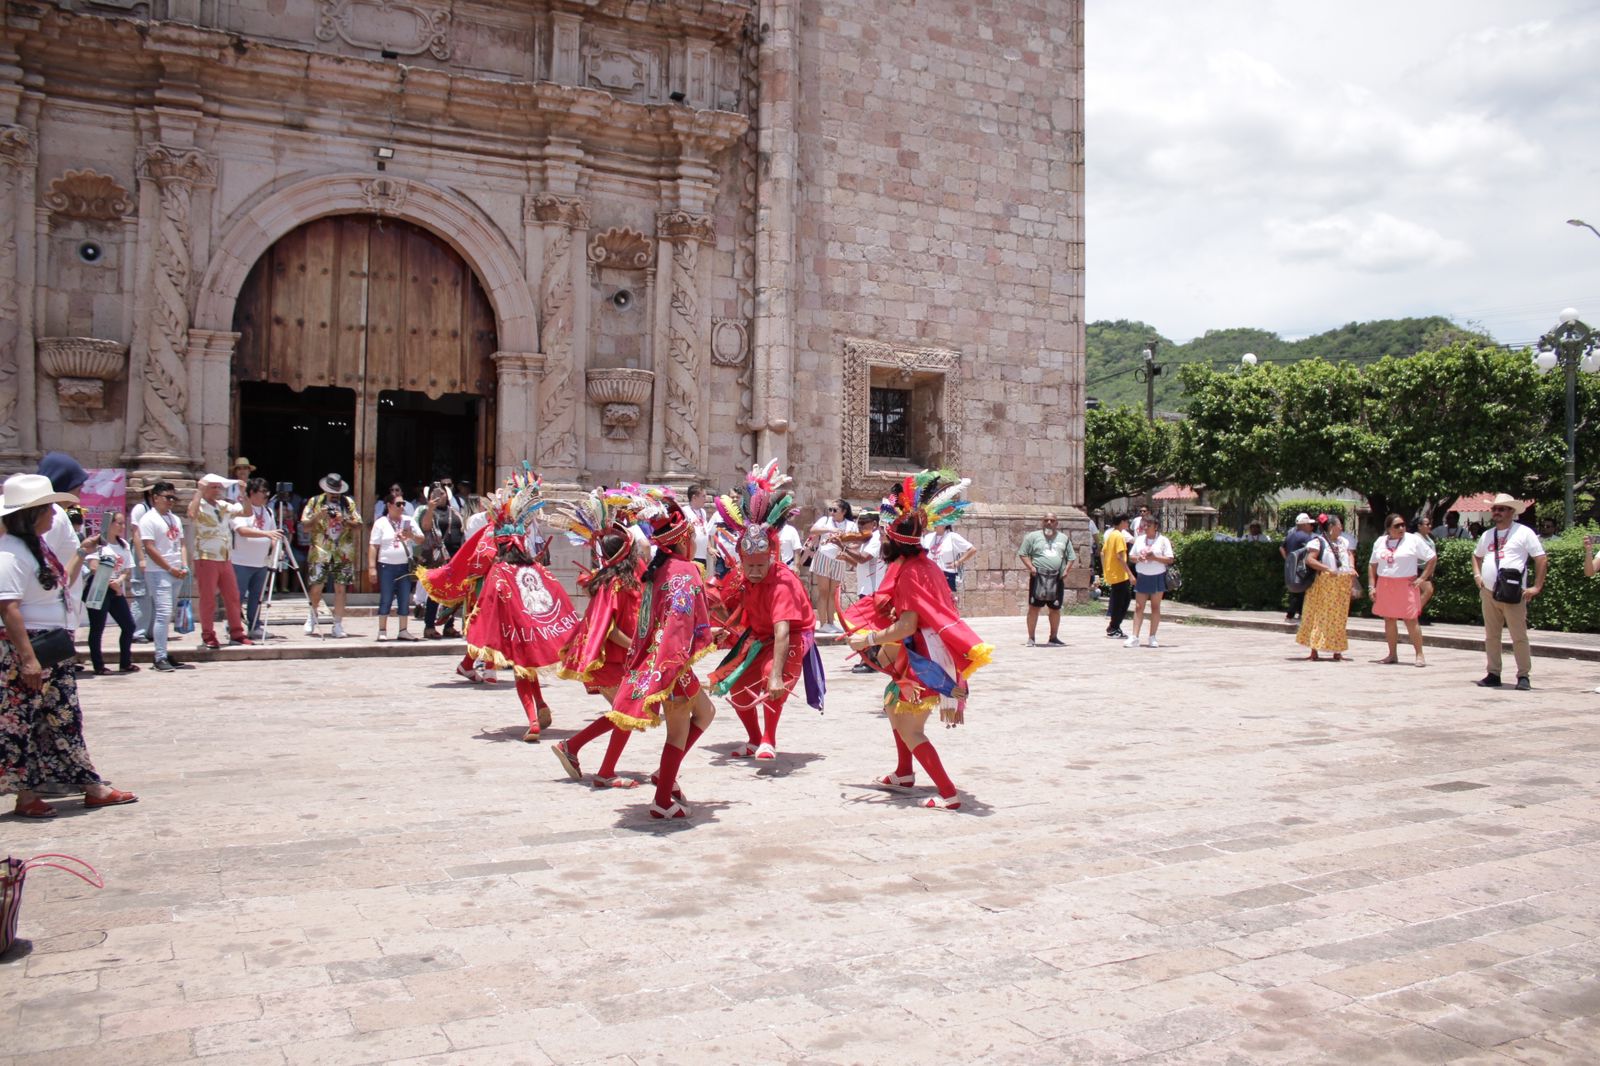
top-left (300, 473), bottom-right (363, 639)
top-left (1471, 494), bottom-right (1546, 691)
top-left (418, 478), bottom-right (466, 639)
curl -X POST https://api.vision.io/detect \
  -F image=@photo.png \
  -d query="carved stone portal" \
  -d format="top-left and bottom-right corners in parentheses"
top-left (37, 336), bottom-right (128, 419)
top-left (586, 367), bottom-right (654, 441)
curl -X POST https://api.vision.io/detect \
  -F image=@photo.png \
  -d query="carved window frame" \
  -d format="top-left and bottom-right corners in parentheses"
top-left (843, 337), bottom-right (962, 498)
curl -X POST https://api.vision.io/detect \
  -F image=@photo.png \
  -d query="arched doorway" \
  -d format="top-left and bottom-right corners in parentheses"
top-left (232, 215), bottom-right (497, 586)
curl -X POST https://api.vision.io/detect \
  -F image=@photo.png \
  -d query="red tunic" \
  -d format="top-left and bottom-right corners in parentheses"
top-left (415, 524), bottom-right (494, 607)
top-left (558, 576), bottom-right (643, 693)
top-left (608, 556), bottom-right (713, 731)
top-left (708, 563), bottom-right (816, 703)
top-left (843, 551), bottom-right (992, 713)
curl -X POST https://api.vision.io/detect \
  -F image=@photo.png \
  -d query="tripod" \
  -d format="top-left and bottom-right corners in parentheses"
top-left (250, 497), bottom-right (312, 640)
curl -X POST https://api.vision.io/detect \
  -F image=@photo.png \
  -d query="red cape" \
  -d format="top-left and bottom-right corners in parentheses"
top-left (843, 552), bottom-right (992, 708)
top-left (609, 555), bottom-right (713, 730)
top-left (415, 524), bottom-right (494, 607)
top-left (558, 575), bottom-right (642, 691)
top-left (462, 558), bottom-right (581, 678)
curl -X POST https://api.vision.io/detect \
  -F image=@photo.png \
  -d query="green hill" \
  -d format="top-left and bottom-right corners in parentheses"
top-left (1085, 316), bottom-right (1491, 413)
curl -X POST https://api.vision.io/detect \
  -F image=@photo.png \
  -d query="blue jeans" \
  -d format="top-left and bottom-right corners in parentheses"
top-left (128, 565), bottom-right (153, 639)
top-left (377, 562), bottom-right (413, 618)
top-left (234, 564), bottom-right (270, 632)
top-left (147, 569), bottom-right (174, 660)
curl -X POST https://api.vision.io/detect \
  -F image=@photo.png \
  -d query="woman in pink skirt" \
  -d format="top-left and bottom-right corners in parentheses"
top-left (1367, 513), bottom-right (1436, 667)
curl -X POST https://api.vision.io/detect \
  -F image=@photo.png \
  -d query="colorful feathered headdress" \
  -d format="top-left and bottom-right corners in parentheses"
top-left (545, 487), bottom-right (642, 570)
top-left (717, 459), bottom-right (798, 557)
top-left (881, 469), bottom-right (972, 545)
top-left (486, 462), bottom-right (547, 541)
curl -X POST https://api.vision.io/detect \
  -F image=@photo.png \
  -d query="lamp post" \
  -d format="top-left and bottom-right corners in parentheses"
top-left (1534, 308), bottom-right (1600, 529)
top-left (1134, 340), bottom-right (1162, 422)
top-left (1240, 352), bottom-right (1257, 367)
top-left (1568, 218), bottom-right (1600, 241)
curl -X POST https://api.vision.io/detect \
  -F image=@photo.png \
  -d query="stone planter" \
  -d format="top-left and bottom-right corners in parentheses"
top-left (585, 367), bottom-right (654, 440)
top-left (37, 337), bottom-right (128, 417)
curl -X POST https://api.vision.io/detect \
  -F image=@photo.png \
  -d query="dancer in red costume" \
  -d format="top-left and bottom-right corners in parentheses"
top-left (548, 489), bottom-right (650, 788)
top-left (607, 497), bottom-right (716, 820)
top-left (417, 466), bottom-right (579, 741)
top-left (844, 471), bottom-right (992, 809)
top-left (707, 461), bottom-right (824, 760)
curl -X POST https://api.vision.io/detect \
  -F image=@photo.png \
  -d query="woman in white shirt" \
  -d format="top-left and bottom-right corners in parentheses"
top-left (84, 510), bottom-right (138, 674)
top-left (1296, 514), bottom-right (1359, 662)
top-left (1368, 512), bottom-right (1436, 667)
top-left (0, 473), bottom-right (138, 817)
top-left (1125, 513), bottom-right (1174, 648)
top-left (368, 494), bottom-right (424, 640)
top-left (231, 477), bottom-right (287, 640)
top-left (804, 499), bottom-right (857, 633)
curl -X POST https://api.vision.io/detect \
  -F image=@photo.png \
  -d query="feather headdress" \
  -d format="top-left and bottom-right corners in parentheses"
top-left (717, 459), bottom-right (798, 556)
top-left (487, 461), bottom-right (547, 539)
top-left (545, 487), bottom-right (645, 569)
top-left (881, 468), bottom-right (972, 545)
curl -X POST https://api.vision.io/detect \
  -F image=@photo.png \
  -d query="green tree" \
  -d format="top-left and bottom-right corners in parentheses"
top-left (1083, 404), bottom-right (1183, 512)
top-left (1175, 362), bottom-right (1295, 512)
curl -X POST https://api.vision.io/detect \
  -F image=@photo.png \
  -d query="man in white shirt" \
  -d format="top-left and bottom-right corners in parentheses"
top-left (1471, 494), bottom-right (1547, 691)
top-left (778, 523), bottom-right (803, 569)
top-left (686, 484), bottom-right (711, 569)
top-left (841, 510), bottom-right (884, 673)
top-left (137, 480), bottom-right (193, 671)
top-left (924, 524), bottom-right (978, 599)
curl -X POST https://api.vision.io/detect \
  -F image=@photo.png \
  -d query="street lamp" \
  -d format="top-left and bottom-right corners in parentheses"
top-left (1134, 340), bottom-right (1162, 422)
top-left (1534, 307), bottom-right (1600, 529)
top-left (1240, 352), bottom-right (1257, 367)
top-left (1568, 218), bottom-right (1600, 241)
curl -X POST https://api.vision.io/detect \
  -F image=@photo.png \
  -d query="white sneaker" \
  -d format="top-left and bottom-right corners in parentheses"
top-left (1124, 635), bottom-right (1139, 648)
top-left (375, 632), bottom-right (388, 642)
top-left (755, 742), bottom-right (777, 760)
top-left (1147, 637), bottom-right (1160, 648)
top-left (304, 612), bottom-right (317, 635)
top-left (331, 622), bottom-right (347, 639)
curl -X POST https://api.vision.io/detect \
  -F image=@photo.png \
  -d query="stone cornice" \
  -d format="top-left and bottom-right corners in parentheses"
top-left (550, 0), bottom-right (751, 41)
top-left (526, 194), bottom-right (591, 229)
top-left (656, 210), bottom-right (714, 244)
top-left (10, 12), bottom-right (750, 164)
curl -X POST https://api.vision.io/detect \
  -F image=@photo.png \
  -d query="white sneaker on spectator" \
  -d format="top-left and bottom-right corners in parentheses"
top-left (1123, 635), bottom-right (1139, 648)
top-left (304, 611), bottom-right (317, 635)
top-left (1147, 637), bottom-right (1160, 648)
top-left (331, 622), bottom-right (347, 639)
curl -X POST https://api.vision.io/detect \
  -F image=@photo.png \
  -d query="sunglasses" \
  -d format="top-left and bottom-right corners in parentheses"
top-left (159, 494), bottom-right (178, 501)
top-left (1389, 521), bottom-right (1405, 529)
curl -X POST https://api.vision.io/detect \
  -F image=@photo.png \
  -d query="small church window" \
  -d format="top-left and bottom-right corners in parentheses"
top-left (869, 387), bottom-right (910, 458)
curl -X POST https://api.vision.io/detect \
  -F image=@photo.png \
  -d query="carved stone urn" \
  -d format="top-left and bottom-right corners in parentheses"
top-left (37, 337), bottom-right (128, 418)
top-left (585, 368), bottom-right (654, 441)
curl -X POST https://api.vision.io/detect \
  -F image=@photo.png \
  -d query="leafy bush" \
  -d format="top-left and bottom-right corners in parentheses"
top-left (1275, 498), bottom-right (1352, 530)
top-left (1168, 527), bottom-right (1600, 633)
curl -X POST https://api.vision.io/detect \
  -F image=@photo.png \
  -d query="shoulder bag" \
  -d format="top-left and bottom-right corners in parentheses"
top-left (1491, 529), bottom-right (1526, 604)
top-left (3, 854), bottom-right (103, 955)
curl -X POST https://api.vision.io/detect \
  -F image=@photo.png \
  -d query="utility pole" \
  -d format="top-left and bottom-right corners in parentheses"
top-left (1134, 340), bottom-right (1162, 422)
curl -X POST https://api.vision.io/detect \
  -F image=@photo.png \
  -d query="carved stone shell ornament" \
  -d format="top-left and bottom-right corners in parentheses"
top-left (44, 170), bottom-right (133, 222)
top-left (588, 227), bottom-right (654, 270)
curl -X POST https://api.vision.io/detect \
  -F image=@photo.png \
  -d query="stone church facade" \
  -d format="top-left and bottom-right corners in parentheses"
top-left (0, 0), bottom-right (1084, 612)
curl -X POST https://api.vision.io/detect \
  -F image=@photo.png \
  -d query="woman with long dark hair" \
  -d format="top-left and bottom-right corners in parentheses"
top-left (1296, 513), bottom-right (1357, 662)
top-left (844, 472), bottom-right (991, 810)
top-left (83, 510), bottom-right (139, 674)
top-left (1, 474), bottom-right (138, 817)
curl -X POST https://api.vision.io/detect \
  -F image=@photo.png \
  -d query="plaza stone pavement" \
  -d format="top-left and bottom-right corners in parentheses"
top-left (4, 617), bottom-right (1600, 1066)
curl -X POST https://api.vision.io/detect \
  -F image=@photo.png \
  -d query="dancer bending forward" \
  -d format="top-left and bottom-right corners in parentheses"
top-left (607, 498), bottom-right (716, 820)
top-left (708, 461), bottom-right (823, 760)
top-left (845, 472), bottom-right (991, 810)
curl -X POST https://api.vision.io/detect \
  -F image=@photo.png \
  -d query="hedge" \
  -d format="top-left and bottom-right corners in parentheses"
top-left (1167, 529), bottom-right (1600, 633)
top-left (1275, 498), bottom-right (1352, 530)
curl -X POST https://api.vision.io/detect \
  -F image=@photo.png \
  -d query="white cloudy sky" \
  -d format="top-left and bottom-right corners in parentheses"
top-left (1087, 1), bottom-right (1600, 346)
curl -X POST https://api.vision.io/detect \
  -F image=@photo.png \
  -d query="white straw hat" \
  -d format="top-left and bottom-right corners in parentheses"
top-left (0, 473), bottom-right (78, 517)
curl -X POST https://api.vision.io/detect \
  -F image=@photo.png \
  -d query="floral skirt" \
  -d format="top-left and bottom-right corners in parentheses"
top-left (0, 636), bottom-right (103, 795)
top-left (1296, 571), bottom-right (1352, 653)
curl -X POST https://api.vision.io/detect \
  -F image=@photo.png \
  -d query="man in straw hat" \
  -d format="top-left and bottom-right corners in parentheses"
top-left (301, 473), bottom-right (362, 638)
top-left (1470, 493), bottom-right (1546, 691)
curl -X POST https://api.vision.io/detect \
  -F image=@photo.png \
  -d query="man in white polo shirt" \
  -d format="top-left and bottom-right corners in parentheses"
top-left (1471, 493), bottom-right (1546, 691)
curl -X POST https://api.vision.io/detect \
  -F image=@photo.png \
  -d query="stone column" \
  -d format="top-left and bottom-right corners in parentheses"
top-left (185, 329), bottom-right (238, 474)
top-left (493, 350), bottom-right (545, 483)
top-left (754, 0), bottom-right (800, 466)
top-left (0, 124), bottom-right (35, 469)
top-left (130, 144), bottom-right (213, 479)
top-left (530, 194), bottom-right (589, 486)
top-left (651, 210), bottom-right (713, 483)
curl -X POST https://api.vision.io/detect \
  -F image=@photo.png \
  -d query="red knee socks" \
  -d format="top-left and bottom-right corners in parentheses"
top-left (733, 702), bottom-right (761, 745)
top-left (761, 704), bottom-right (781, 747)
top-left (567, 714), bottom-right (613, 757)
top-left (652, 724), bottom-right (707, 809)
top-left (515, 678), bottom-right (542, 727)
top-left (597, 725), bottom-right (631, 779)
top-left (459, 653), bottom-right (475, 672)
top-left (893, 727), bottom-right (914, 777)
top-left (911, 741), bottom-right (956, 798)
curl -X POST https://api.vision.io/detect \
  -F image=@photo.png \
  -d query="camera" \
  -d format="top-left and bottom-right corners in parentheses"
top-left (276, 481), bottom-right (294, 496)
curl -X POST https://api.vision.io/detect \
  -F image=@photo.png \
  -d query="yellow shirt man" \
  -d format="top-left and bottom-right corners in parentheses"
top-left (1102, 525), bottom-right (1132, 585)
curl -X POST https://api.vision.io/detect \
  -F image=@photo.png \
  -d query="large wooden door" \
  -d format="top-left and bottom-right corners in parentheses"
top-left (234, 215), bottom-right (498, 587)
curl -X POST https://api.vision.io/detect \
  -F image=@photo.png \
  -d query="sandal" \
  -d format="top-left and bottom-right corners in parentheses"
top-left (13, 797), bottom-right (56, 818)
top-left (729, 742), bottom-right (757, 758)
top-left (521, 728), bottom-right (540, 743)
top-left (1415, 658), bottom-right (1427, 668)
top-left (537, 705), bottom-right (553, 730)
top-left (649, 801), bottom-right (690, 820)
top-left (650, 773), bottom-right (687, 802)
top-left (455, 664), bottom-right (483, 684)
top-left (591, 775), bottom-right (641, 790)
top-left (755, 743), bottom-right (777, 761)
top-left (119, 664), bottom-right (141, 673)
top-left (875, 772), bottom-right (916, 791)
top-left (1375, 655), bottom-right (1399, 665)
top-left (921, 794), bottom-right (961, 811)
top-left (552, 741), bottom-right (582, 781)
top-left (84, 788), bottom-right (138, 809)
